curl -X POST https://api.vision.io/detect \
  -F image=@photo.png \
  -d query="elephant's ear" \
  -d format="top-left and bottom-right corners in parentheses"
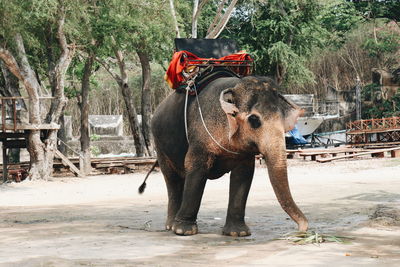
top-left (220, 89), bottom-right (239, 140)
top-left (279, 94), bottom-right (304, 132)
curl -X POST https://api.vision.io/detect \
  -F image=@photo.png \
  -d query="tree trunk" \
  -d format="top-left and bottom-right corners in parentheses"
top-left (120, 83), bottom-right (147, 157)
top-left (0, 64), bottom-right (22, 163)
top-left (41, 8), bottom-right (73, 178)
top-left (0, 6), bottom-right (72, 180)
top-left (169, 0), bottom-right (181, 38)
top-left (80, 53), bottom-right (95, 175)
top-left (13, 34), bottom-right (45, 180)
top-left (275, 63), bottom-right (285, 85)
top-left (58, 114), bottom-right (67, 155)
top-left (0, 60), bottom-right (27, 116)
top-left (137, 50), bottom-right (153, 156)
top-left (206, 0), bottom-right (237, 39)
top-left (111, 46), bottom-right (147, 157)
top-left (192, 0), bottom-right (199, 38)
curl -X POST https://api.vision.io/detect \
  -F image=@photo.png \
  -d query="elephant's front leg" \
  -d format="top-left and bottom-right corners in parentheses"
top-left (172, 151), bottom-right (209, 236)
top-left (223, 158), bottom-right (254, 237)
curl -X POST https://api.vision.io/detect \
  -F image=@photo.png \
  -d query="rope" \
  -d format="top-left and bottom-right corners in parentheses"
top-left (183, 66), bottom-right (239, 155)
top-left (193, 83), bottom-right (239, 155)
top-left (184, 87), bottom-right (190, 143)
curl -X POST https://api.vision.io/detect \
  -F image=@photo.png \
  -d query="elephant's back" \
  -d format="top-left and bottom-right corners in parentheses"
top-left (151, 77), bottom-right (242, 170)
top-left (199, 77), bottom-right (241, 99)
top-left (152, 77), bottom-right (240, 135)
top-left (151, 91), bottom-right (189, 171)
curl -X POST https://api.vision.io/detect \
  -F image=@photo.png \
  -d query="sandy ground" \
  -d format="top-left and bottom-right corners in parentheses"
top-left (0, 157), bottom-right (400, 267)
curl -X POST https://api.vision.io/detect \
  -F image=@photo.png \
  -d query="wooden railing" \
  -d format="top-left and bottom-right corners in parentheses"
top-left (0, 96), bottom-right (55, 131)
top-left (1, 97), bottom-right (25, 131)
top-left (346, 117), bottom-right (400, 132)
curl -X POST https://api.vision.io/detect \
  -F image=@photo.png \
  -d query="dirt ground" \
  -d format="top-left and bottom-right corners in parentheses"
top-left (1, 156), bottom-right (400, 267)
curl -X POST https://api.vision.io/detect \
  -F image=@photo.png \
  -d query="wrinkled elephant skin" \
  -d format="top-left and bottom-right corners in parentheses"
top-left (151, 76), bottom-right (308, 236)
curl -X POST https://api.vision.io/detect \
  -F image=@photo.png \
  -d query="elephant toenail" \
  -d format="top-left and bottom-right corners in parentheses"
top-left (239, 231), bottom-right (247, 236)
top-left (230, 232), bottom-right (238, 237)
top-left (176, 228), bottom-right (183, 234)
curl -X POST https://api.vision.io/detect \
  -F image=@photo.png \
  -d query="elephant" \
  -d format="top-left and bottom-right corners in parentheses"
top-left (150, 76), bottom-right (308, 236)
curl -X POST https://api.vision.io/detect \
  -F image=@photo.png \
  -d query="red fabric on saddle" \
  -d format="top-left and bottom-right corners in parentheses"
top-left (164, 50), bottom-right (252, 89)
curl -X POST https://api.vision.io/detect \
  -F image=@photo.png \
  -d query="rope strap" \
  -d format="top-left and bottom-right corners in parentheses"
top-left (183, 79), bottom-right (239, 155)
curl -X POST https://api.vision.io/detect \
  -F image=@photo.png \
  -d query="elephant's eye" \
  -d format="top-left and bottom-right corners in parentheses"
top-left (248, 114), bottom-right (261, 129)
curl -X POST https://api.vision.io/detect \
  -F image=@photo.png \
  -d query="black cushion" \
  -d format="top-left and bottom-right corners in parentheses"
top-left (174, 38), bottom-right (239, 58)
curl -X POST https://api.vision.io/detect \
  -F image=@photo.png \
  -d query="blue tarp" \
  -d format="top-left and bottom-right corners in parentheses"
top-left (287, 126), bottom-right (307, 145)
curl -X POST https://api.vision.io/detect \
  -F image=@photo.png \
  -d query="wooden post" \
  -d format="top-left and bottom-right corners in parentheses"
top-left (12, 99), bottom-right (16, 131)
top-left (1, 99), bottom-right (5, 131)
top-left (355, 76), bottom-right (362, 121)
top-left (391, 150), bottom-right (400, 158)
top-left (3, 146), bottom-right (8, 182)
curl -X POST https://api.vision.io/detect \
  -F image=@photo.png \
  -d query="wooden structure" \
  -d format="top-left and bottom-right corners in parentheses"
top-left (316, 146), bottom-right (400, 163)
top-left (1, 156), bottom-right (156, 180)
top-left (0, 96), bottom-right (78, 182)
top-left (346, 117), bottom-right (400, 145)
top-left (299, 147), bottom-right (366, 161)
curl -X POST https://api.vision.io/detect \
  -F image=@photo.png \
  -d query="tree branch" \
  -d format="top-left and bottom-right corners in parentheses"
top-left (206, 0), bottom-right (227, 36)
top-left (206, 0), bottom-right (237, 39)
top-left (95, 56), bottom-right (122, 84)
top-left (0, 48), bottom-right (25, 82)
top-left (192, 0), bottom-right (211, 38)
top-left (169, 0), bottom-right (181, 38)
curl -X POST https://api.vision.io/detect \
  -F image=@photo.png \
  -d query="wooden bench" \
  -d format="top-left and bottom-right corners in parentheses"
top-left (299, 148), bottom-right (364, 161)
top-left (316, 146), bottom-right (400, 163)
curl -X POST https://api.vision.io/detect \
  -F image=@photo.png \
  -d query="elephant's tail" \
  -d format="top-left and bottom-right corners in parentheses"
top-left (138, 160), bottom-right (158, 194)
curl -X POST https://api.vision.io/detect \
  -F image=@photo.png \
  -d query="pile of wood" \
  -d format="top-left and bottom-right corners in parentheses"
top-left (296, 146), bottom-right (400, 163)
top-left (1, 156), bottom-right (157, 181)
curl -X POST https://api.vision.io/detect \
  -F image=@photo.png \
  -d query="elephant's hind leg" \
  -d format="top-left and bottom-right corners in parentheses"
top-left (223, 159), bottom-right (254, 237)
top-left (158, 157), bottom-right (184, 231)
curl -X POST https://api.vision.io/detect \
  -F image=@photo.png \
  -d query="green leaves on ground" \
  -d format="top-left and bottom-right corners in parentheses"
top-left (278, 231), bottom-right (354, 245)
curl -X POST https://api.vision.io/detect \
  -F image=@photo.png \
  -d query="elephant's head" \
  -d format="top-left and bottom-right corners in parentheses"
top-left (219, 76), bottom-right (308, 231)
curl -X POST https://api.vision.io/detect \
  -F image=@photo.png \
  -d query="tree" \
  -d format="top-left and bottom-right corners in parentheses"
top-left (94, 0), bottom-right (174, 156)
top-left (72, 1), bottom-right (104, 174)
top-left (224, 0), bottom-right (328, 86)
top-left (0, 0), bottom-right (74, 180)
top-left (352, 0), bottom-right (400, 21)
top-left (177, 0), bottom-right (239, 39)
top-left (319, 1), bottom-right (364, 47)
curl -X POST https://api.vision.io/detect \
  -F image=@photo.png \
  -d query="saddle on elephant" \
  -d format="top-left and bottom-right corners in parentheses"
top-left (165, 38), bottom-right (253, 94)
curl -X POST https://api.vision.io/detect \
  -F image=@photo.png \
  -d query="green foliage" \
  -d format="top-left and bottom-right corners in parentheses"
top-left (267, 41), bottom-right (315, 86)
top-left (90, 145), bottom-right (101, 157)
top-left (226, 0), bottom-right (328, 86)
top-left (279, 231), bottom-right (354, 245)
top-left (362, 83), bottom-right (400, 119)
top-left (90, 134), bottom-right (101, 141)
top-left (352, 0), bottom-right (400, 21)
top-left (362, 31), bottom-right (400, 57)
top-left (0, 0), bottom-right (92, 89)
top-left (89, 126), bottom-right (103, 156)
top-left (319, 1), bottom-right (364, 47)
top-left (93, 0), bottom-right (174, 62)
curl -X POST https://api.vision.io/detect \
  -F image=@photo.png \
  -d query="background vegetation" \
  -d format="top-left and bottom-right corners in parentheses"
top-left (1, 0), bottom-right (400, 144)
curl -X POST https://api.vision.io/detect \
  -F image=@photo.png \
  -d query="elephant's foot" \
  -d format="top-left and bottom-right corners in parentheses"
top-left (222, 222), bottom-right (251, 237)
top-left (165, 217), bottom-right (174, 231)
top-left (172, 219), bottom-right (198, 235)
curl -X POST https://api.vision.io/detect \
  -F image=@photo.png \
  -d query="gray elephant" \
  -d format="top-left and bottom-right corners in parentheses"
top-left (149, 76), bottom-right (308, 236)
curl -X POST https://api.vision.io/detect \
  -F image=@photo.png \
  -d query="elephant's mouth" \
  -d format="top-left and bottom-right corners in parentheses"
top-left (247, 141), bottom-right (258, 153)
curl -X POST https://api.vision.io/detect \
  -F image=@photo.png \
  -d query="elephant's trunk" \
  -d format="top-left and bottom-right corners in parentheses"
top-left (261, 129), bottom-right (308, 232)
